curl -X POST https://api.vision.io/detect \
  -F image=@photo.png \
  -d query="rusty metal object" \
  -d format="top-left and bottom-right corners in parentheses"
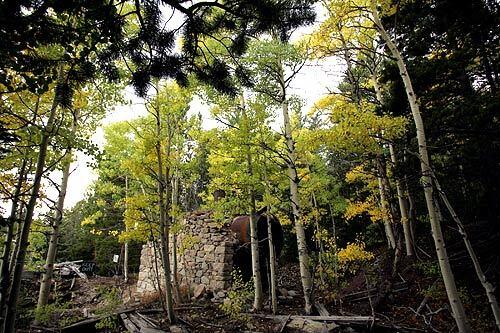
top-left (229, 211), bottom-right (284, 287)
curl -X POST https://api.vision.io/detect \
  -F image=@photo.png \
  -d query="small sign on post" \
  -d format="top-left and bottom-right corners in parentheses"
top-left (80, 262), bottom-right (96, 274)
top-left (113, 254), bottom-right (119, 263)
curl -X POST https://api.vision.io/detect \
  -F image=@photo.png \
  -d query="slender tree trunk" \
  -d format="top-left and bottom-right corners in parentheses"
top-left (0, 155), bottom-right (28, 314)
top-left (171, 174), bottom-right (181, 304)
top-left (266, 210), bottom-right (278, 314)
top-left (377, 176), bottom-right (396, 249)
top-left (2, 70), bottom-right (62, 333)
top-left (241, 94), bottom-right (263, 310)
top-left (154, 93), bottom-right (175, 324)
top-left (281, 88), bottom-right (313, 314)
top-left (402, 150), bottom-right (417, 243)
top-left (371, 71), bottom-right (414, 256)
top-left (36, 152), bottom-right (72, 311)
top-left (432, 173), bottom-right (500, 330)
top-left (376, 157), bottom-right (396, 249)
top-left (312, 193), bottom-right (325, 285)
top-left (36, 110), bottom-right (78, 312)
top-left (259, 123), bottom-right (278, 314)
top-left (8, 202), bottom-right (27, 276)
top-left (370, 4), bottom-right (470, 331)
top-left (389, 144), bottom-right (414, 256)
top-left (124, 175), bottom-right (129, 283)
top-left (8, 201), bottom-right (25, 277)
top-left (328, 206), bottom-right (339, 285)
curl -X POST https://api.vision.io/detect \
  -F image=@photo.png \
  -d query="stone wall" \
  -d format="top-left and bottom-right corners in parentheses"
top-left (136, 211), bottom-right (238, 300)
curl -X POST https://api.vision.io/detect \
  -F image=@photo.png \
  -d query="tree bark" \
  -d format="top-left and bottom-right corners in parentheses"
top-left (371, 71), bottom-right (414, 256)
top-left (171, 173), bottom-right (181, 304)
top-left (328, 205), bottom-right (339, 286)
top-left (281, 92), bottom-right (313, 314)
top-left (154, 91), bottom-right (175, 324)
top-left (389, 144), bottom-right (414, 256)
top-left (370, 3), bottom-right (470, 331)
top-left (8, 202), bottom-right (25, 278)
top-left (2, 67), bottom-right (62, 333)
top-left (376, 157), bottom-right (396, 249)
top-left (432, 173), bottom-right (500, 330)
top-left (241, 94), bottom-right (263, 310)
top-left (0, 154), bottom-right (28, 314)
top-left (36, 110), bottom-right (78, 313)
top-left (266, 210), bottom-right (278, 314)
top-left (124, 175), bottom-right (129, 283)
top-left (36, 152), bottom-right (72, 311)
top-left (312, 193), bottom-right (325, 285)
top-left (259, 123), bottom-right (277, 314)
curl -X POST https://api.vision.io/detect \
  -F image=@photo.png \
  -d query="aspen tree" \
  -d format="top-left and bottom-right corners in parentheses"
top-left (36, 111), bottom-right (79, 312)
top-left (2, 65), bottom-right (66, 333)
top-left (240, 95), bottom-right (264, 310)
top-left (370, 2), bottom-right (470, 331)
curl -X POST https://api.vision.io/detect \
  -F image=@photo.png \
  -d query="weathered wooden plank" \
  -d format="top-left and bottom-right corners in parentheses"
top-left (248, 313), bottom-right (375, 323)
top-left (314, 302), bottom-right (330, 316)
top-left (121, 312), bottom-right (167, 333)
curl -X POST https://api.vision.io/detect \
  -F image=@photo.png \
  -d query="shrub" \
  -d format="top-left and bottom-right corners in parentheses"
top-left (322, 240), bottom-right (374, 283)
top-left (94, 286), bottom-right (122, 330)
top-left (220, 269), bottom-right (253, 320)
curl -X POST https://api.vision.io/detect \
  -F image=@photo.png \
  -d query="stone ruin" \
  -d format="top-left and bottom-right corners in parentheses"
top-left (136, 211), bottom-right (239, 300)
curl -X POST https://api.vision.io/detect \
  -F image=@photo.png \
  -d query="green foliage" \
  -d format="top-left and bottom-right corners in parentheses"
top-left (420, 282), bottom-right (447, 302)
top-left (94, 286), bottom-right (122, 330)
top-left (220, 269), bottom-right (254, 320)
top-left (415, 261), bottom-right (441, 278)
top-left (95, 316), bottom-right (118, 331)
top-left (25, 220), bottom-right (49, 271)
top-left (34, 302), bottom-right (68, 326)
top-left (179, 234), bottom-right (201, 256)
top-left (34, 301), bottom-right (82, 328)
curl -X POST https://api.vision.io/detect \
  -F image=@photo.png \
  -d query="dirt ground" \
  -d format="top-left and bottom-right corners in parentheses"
top-left (20, 257), bottom-right (497, 332)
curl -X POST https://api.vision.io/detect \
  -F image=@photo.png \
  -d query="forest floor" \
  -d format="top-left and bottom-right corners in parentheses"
top-left (19, 254), bottom-right (496, 332)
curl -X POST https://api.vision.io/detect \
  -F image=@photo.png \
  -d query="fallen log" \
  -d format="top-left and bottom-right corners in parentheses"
top-left (314, 302), bottom-right (330, 316)
top-left (247, 314), bottom-right (375, 323)
top-left (342, 281), bottom-right (407, 299)
top-left (61, 307), bottom-right (139, 332)
top-left (341, 282), bottom-right (408, 303)
top-left (121, 312), bottom-right (167, 333)
top-left (278, 314), bottom-right (291, 333)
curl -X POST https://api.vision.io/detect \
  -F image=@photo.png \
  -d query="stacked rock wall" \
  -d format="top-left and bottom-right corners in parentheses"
top-left (136, 211), bottom-right (238, 299)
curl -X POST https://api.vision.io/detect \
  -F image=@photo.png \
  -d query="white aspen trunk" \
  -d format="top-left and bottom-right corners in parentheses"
top-left (389, 144), bottom-right (414, 256)
top-left (376, 156), bottom-right (397, 249)
top-left (378, 157), bottom-right (404, 274)
top-left (260, 123), bottom-right (278, 314)
top-left (370, 3), bottom-right (470, 331)
top-left (432, 174), bottom-right (500, 330)
top-left (36, 154), bottom-right (72, 311)
top-left (377, 176), bottom-right (396, 249)
top-left (154, 92), bottom-right (175, 323)
top-left (329, 207), bottom-right (339, 285)
top-left (403, 151), bottom-right (418, 243)
top-left (7, 203), bottom-right (24, 280)
top-left (312, 193), bottom-right (325, 285)
top-left (270, 34), bottom-right (312, 313)
top-left (2, 66), bottom-right (62, 333)
top-left (124, 175), bottom-right (129, 283)
top-left (282, 97), bottom-right (313, 314)
top-left (36, 111), bottom-right (78, 312)
top-left (171, 174), bottom-right (181, 304)
top-left (241, 95), bottom-right (263, 310)
top-left (0, 154), bottom-right (28, 313)
top-left (371, 71), bottom-right (414, 256)
top-left (266, 210), bottom-right (278, 314)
